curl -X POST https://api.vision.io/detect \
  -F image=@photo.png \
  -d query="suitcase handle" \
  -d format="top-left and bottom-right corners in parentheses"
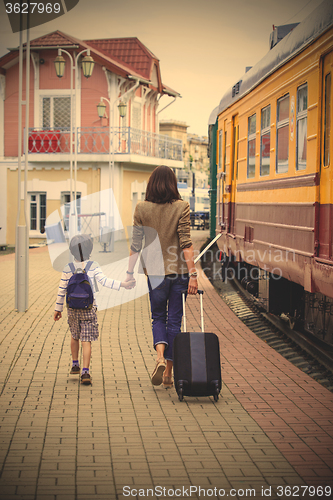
top-left (181, 289), bottom-right (204, 333)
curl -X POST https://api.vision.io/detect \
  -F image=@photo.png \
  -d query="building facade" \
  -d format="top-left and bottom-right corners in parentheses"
top-left (0, 31), bottom-right (183, 246)
top-left (159, 120), bottom-right (210, 189)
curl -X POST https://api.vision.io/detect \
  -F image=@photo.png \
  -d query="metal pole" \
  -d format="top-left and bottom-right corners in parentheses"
top-left (69, 55), bottom-right (73, 238)
top-left (15, 4), bottom-right (30, 312)
top-left (15, 18), bottom-right (25, 311)
top-left (100, 96), bottom-right (113, 250)
top-left (57, 49), bottom-right (74, 239)
top-left (74, 52), bottom-right (78, 232)
top-left (73, 49), bottom-right (90, 235)
top-left (23, 7), bottom-right (30, 308)
top-left (110, 78), bottom-right (140, 226)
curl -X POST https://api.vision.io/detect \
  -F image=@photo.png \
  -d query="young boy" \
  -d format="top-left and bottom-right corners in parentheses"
top-left (54, 234), bottom-right (135, 385)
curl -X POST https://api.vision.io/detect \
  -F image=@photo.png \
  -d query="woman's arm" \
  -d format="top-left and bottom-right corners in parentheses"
top-left (125, 249), bottom-right (140, 282)
top-left (182, 245), bottom-right (198, 295)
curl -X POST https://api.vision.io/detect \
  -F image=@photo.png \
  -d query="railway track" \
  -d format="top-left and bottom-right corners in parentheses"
top-left (202, 253), bottom-right (333, 393)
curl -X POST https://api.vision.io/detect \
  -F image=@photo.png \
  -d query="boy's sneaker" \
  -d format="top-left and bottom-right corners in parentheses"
top-left (81, 372), bottom-right (92, 385)
top-left (70, 365), bottom-right (80, 374)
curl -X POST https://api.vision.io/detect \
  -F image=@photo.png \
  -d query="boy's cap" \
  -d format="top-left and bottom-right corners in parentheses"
top-left (69, 235), bottom-right (93, 261)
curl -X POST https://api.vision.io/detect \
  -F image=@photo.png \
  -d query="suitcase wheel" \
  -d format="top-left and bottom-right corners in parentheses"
top-left (214, 393), bottom-right (219, 402)
top-left (177, 381), bottom-right (184, 401)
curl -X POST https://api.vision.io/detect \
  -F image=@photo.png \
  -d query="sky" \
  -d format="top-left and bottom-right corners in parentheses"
top-left (0, 0), bottom-right (325, 137)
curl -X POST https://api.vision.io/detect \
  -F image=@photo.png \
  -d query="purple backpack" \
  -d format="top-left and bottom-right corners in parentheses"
top-left (66, 261), bottom-right (94, 309)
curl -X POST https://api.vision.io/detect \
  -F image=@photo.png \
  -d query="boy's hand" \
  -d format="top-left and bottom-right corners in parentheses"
top-left (121, 279), bottom-right (136, 289)
top-left (54, 311), bottom-right (62, 321)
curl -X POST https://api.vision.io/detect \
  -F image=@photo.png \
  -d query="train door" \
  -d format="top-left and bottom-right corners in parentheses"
top-left (217, 127), bottom-right (226, 229)
top-left (318, 51), bottom-right (333, 260)
top-left (229, 115), bottom-right (239, 234)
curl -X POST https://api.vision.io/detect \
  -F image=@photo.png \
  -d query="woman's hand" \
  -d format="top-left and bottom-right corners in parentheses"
top-left (188, 276), bottom-right (198, 295)
top-left (121, 278), bottom-right (136, 289)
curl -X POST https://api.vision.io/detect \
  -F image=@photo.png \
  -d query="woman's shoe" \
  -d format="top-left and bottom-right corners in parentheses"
top-left (162, 375), bottom-right (173, 388)
top-left (151, 357), bottom-right (166, 386)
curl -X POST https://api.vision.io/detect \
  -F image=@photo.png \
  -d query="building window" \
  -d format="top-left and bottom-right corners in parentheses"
top-left (232, 80), bottom-right (242, 97)
top-left (247, 114), bottom-right (256, 178)
top-left (132, 102), bottom-right (141, 130)
top-left (296, 84), bottom-right (307, 170)
top-left (42, 96), bottom-right (71, 129)
top-left (61, 192), bottom-right (81, 232)
top-left (260, 105), bottom-right (270, 176)
top-left (30, 193), bottom-right (46, 232)
top-left (276, 94), bottom-right (289, 173)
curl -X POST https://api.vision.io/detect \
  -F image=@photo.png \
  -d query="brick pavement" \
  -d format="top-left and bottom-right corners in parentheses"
top-left (0, 231), bottom-right (332, 500)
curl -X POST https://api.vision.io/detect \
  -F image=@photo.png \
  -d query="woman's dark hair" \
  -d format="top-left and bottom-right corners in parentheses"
top-left (145, 165), bottom-right (181, 204)
top-left (69, 234), bottom-right (93, 261)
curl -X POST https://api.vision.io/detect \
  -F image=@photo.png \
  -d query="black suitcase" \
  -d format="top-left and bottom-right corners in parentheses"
top-left (173, 290), bottom-right (222, 402)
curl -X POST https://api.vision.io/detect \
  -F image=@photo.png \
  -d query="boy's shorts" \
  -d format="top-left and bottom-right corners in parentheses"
top-left (67, 306), bottom-right (99, 342)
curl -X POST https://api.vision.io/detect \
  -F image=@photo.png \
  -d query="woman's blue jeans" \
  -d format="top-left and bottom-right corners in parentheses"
top-left (148, 275), bottom-right (189, 361)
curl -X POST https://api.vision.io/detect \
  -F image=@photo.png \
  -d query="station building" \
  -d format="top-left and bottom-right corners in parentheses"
top-left (0, 31), bottom-right (183, 247)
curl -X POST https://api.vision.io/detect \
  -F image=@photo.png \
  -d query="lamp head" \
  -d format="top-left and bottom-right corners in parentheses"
top-left (97, 99), bottom-right (106, 119)
top-left (118, 101), bottom-right (127, 118)
top-left (54, 52), bottom-right (66, 78)
top-left (81, 53), bottom-right (95, 78)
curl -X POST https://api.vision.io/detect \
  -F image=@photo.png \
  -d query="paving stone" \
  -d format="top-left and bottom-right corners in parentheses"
top-left (0, 233), bottom-right (333, 499)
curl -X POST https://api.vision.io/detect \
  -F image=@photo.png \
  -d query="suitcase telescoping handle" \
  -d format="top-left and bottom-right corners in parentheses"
top-left (182, 289), bottom-right (204, 333)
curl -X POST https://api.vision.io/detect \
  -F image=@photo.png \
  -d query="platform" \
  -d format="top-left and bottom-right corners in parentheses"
top-left (0, 231), bottom-right (332, 500)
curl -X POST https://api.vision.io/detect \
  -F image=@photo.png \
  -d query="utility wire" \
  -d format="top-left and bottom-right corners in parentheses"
top-left (282, 0), bottom-right (315, 25)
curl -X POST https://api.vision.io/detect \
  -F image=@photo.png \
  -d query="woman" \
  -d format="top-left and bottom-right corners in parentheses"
top-left (125, 165), bottom-right (198, 388)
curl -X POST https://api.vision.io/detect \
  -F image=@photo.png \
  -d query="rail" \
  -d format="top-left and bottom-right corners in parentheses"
top-left (27, 127), bottom-right (183, 161)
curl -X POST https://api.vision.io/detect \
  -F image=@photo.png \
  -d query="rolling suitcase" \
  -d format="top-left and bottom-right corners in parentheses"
top-left (173, 290), bottom-right (222, 402)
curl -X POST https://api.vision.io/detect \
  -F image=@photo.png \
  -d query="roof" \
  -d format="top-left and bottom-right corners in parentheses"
top-left (85, 37), bottom-right (157, 81)
top-left (0, 30), bottom-right (141, 80)
top-left (0, 31), bottom-right (179, 96)
top-left (209, 0), bottom-right (333, 125)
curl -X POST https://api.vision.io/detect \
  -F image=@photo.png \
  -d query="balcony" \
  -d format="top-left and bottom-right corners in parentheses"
top-left (27, 127), bottom-right (183, 161)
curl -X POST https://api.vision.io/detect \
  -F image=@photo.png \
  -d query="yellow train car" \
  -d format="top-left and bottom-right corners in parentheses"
top-left (210, 0), bottom-right (333, 344)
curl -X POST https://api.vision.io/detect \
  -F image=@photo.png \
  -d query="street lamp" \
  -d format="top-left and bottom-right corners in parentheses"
top-left (54, 48), bottom-right (95, 238)
top-left (97, 97), bottom-right (128, 250)
top-left (81, 53), bottom-right (95, 78)
top-left (54, 53), bottom-right (66, 78)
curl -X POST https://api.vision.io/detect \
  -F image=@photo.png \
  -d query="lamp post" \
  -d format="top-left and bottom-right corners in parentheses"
top-left (96, 78), bottom-right (140, 250)
top-left (54, 48), bottom-right (94, 238)
top-left (97, 98), bottom-right (127, 251)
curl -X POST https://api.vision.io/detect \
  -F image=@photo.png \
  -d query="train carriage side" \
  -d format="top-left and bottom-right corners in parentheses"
top-left (215, 6), bottom-right (333, 344)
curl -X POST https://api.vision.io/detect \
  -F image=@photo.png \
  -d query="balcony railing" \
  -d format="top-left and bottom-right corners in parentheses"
top-left (27, 127), bottom-right (183, 161)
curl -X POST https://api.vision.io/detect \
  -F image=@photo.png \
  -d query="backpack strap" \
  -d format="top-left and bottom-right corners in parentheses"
top-left (84, 261), bottom-right (93, 273)
top-left (84, 261), bottom-right (99, 292)
top-left (68, 262), bottom-right (75, 274)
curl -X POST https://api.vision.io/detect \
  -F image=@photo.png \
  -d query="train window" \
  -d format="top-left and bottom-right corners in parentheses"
top-left (324, 73), bottom-right (331, 167)
top-left (296, 84), bottom-right (308, 170)
top-left (260, 105), bottom-right (271, 176)
top-left (276, 94), bottom-right (290, 173)
top-left (247, 114), bottom-right (256, 178)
